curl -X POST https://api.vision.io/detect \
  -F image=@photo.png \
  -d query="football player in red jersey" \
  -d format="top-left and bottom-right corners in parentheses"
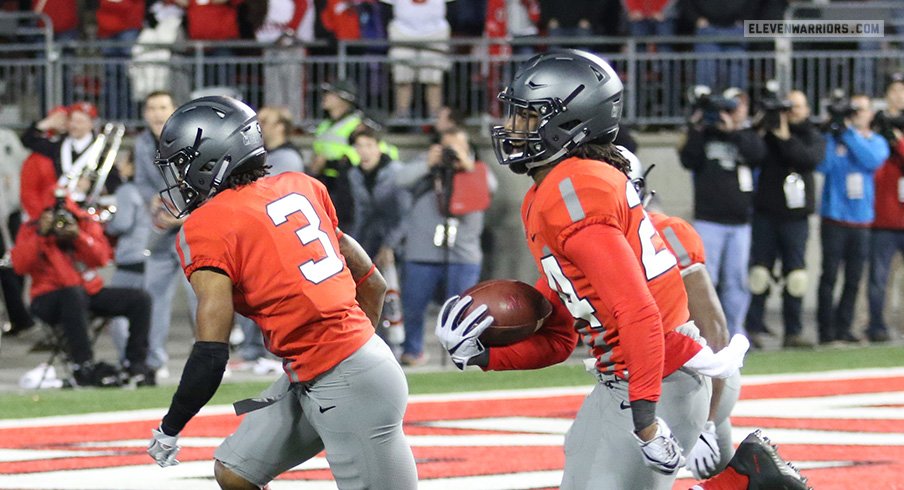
top-left (435, 50), bottom-right (808, 490)
top-left (624, 146), bottom-right (741, 480)
top-left (145, 97), bottom-right (417, 490)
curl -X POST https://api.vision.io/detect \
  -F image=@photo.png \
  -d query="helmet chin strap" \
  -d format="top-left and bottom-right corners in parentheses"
top-left (522, 128), bottom-right (589, 170)
top-left (207, 156), bottom-right (232, 197)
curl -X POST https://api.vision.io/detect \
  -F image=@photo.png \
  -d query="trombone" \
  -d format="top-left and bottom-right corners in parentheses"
top-left (57, 122), bottom-right (125, 223)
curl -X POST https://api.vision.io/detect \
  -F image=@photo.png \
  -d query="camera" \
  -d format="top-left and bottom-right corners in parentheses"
top-left (823, 89), bottom-right (859, 137)
top-left (871, 110), bottom-right (904, 143)
top-left (756, 80), bottom-right (793, 131)
top-left (440, 146), bottom-right (460, 168)
top-left (688, 85), bottom-right (739, 127)
top-left (48, 188), bottom-right (76, 237)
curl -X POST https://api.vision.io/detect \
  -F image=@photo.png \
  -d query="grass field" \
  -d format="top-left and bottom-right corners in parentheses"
top-left (1, 344), bottom-right (901, 419)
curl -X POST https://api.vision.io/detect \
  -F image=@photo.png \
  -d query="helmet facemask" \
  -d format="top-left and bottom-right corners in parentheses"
top-left (155, 128), bottom-right (230, 218)
top-left (492, 90), bottom-right (574, 174)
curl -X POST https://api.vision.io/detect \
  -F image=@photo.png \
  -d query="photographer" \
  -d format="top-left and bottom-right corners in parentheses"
top-left (816, 94), bottom-right (889, 345)
top-left (866, 74), bottom-right (904, 343)
top-left (10, 194), bottom-right (153, 387)
top-left (680, 87), bottom-right (767, 338)
top-left (746, 90), bottom-right (825, 349)
top-left (395, 126), bottom-right (496, 366)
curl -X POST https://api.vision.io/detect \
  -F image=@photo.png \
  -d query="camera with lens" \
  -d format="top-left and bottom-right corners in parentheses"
top-left (440, 146), bottom-right (460, 168)
top-left (756, 80), bottom-right (793, 131)
top-left (688, 85), bottom-right (739, 127)
top-left (823, 89), bottom-right (859, 137)
top-left (871, 109), bottom-right (904, 144)
top-left (47, 188), bottom-right (77, 237)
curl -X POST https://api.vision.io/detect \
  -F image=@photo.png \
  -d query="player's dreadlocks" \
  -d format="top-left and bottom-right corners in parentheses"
top-left (221, 163), bottom-right (271, 191)
top-left (568, 137), bottom-right (633, 177)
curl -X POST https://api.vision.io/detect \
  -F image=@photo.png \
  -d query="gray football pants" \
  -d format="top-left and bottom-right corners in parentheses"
top-left (215, 335), bottom-right (418, 489)
top-left (562, 369), bottom-right (710, 490)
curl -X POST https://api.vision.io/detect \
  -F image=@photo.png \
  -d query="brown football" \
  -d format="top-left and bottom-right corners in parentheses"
top-left (461, 279), bottom-right (553, 347)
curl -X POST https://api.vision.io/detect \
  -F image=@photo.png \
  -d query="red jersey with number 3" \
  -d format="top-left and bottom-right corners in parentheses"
top-left (176, 172), bottom-right (373, 383)
top-left (515, 157), bottom-right (695, 401)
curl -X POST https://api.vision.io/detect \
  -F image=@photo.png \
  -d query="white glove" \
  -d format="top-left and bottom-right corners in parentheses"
top-left (687, 420), bottom-right (721, 479)
top-left (434, 295), bottom-right (494, 370)
top-left (683, 334), bottom-right (750, 378)
top-left (148, 427), bottom-right (180, 467)
top-left (633, 417), bottom-right (685, 475)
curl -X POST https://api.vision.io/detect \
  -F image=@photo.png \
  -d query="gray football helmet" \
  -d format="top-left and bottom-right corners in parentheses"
top-left (491, 49), bottom-right (624, 174)
top-left (155, 96), bottom-right (265, 217)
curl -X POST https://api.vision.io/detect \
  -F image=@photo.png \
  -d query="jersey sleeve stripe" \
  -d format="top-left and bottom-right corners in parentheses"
top-left (558, 177), bottom-right (586, 222)
top-left (178, 227), bottom-right (192, 266)
top-left (661, 225), bottom-right (691, 268)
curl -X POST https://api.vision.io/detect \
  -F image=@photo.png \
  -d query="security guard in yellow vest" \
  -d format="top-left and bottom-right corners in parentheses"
top-left (310, 80), bottom-right (362, 227)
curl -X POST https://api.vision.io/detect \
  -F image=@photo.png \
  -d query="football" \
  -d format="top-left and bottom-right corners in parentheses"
top-left (461, 279), bottom-right (553, 347)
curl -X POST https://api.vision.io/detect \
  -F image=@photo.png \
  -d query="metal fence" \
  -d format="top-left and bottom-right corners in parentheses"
top-left (2, 10), bottom-right (904, 130)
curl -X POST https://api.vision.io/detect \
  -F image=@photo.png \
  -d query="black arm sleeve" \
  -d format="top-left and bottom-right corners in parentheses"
top-left (21, 123), bottom-right (60, 158)
top-left (160, 341), bottom-right (229, 436)
top-left (631, 399), bottom-right (657, 433)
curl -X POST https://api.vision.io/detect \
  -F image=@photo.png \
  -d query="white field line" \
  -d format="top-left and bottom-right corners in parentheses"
top-left (2, 366), bottom-right (904, 430)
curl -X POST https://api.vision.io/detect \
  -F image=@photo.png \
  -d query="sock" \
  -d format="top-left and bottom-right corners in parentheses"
top-left (694, 466), bottom-right (750, 490)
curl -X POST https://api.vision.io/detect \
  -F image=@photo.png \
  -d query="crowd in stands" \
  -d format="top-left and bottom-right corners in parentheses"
top-left (0, 0), bottom-right (818, 122)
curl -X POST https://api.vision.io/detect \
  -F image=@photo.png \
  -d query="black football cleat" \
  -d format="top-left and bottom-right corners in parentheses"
top-left (729, 430), bottom-right (811, 490)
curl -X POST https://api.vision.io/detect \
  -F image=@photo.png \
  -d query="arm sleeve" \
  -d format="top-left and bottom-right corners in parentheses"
top-left (10, 223), bottom-right (47, 275)
top-left (484, 276), bottom-right (579, 371)
top-left (775, 126), bottom-right (826, 172)
top-left (72, 217), bottom-right (113, 268)
top-left (289, 0), bottom-right (307, 29)
top-left (562, 223), bottom-right (664, 403)
top-left (842, 129), bottom-right (890, 172)
top-left (20, 123), bottom-right (58, 157)
top-left (395, 159), bottom-right (431, 189)
top-left (104, 187), bottom-right (136, 236)
top-left (679, 127), bottom-right (706, 171)
top-left (816, 135), bottom-right (835, 173)
top-left (732, 128), bottom-right (767, 167)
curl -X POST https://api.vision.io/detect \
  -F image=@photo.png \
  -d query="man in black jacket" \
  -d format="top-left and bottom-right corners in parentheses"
top-left (745, 91), bottom-right (825, 349)
top-left (680, 89), bottom-right (767, 339)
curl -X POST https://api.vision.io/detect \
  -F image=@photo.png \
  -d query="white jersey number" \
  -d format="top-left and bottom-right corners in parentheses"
top-left (267, 193), bottom-right (343, 284)
top-left (626, 181), bottom-right (676, 280)
top-left (541, 255), bottom-right (602, 329)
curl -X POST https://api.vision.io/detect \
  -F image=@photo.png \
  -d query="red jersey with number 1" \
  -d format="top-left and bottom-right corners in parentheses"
top-left (176, 172), bottom-right (373, 383)
top-left (489, 157), bottom-right (699, 403)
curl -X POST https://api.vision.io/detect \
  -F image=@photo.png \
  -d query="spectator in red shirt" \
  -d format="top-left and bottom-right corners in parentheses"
top-left (96, 0), bottom-right (146, 120)
top-left (176, 0), bottom-right (244, 86)
top-left (11, 199), bottom-right (154, 387)
top-left (320, 0), bottom-right (362, 43)
top-left (622, 0), bottom-right (677, 53)
top-left (32, 0), bottom-right (79, 106)
top-left (867, 73), bottom-right (904, 343)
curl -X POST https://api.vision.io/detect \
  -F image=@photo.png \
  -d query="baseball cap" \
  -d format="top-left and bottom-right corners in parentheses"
top-left (68, 101), bottom-right (98, 119)
top-left (321, 80), bottom-right (358, 106)
top-left (885, 72), bottom-right (904, 91)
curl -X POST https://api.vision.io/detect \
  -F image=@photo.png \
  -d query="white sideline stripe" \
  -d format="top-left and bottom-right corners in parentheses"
top-left (733, 391), bottom-right (904, 419)
top-left (0, 449), bottom-right (120, 462)
top-left (72, 433), bottom-right (567, 451)
top-left (3, 366), bottom-right (904, 429)
top-left (731, 426), bottom-right (904, 446)
top-left (0, 462), bottom-right (856, 490)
